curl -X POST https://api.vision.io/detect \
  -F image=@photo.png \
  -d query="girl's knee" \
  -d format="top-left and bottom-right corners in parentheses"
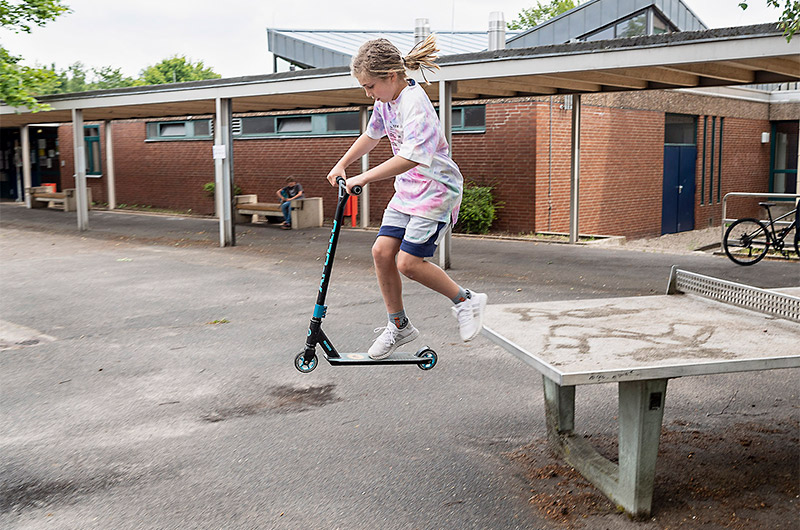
top-left (396, 253), bottom-right (422, 279)
top-left (372, 238), bottom-right (397, 266)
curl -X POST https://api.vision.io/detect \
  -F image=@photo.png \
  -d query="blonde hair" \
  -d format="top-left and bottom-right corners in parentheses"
top-left (351, 34), bottom-right (440, 84)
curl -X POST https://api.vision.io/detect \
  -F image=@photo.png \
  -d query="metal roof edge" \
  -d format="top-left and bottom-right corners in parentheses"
top-left (28, 66), bottom-right (353, 104)
top-left (439, 23), bottom-right (790, 66)
top-left (268, 30), bottom-right (352, 69)
top-left (267, 27), bottom-right (521, 36)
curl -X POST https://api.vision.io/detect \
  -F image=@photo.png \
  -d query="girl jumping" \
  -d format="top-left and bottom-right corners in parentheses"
top-left (327, 34), bottom-right (487, 360)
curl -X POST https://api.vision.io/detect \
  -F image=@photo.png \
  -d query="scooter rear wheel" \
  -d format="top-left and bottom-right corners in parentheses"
top-left (416, 348), bottom-right (437, 371)
top-left (295, 352), bottom-right (318, 373)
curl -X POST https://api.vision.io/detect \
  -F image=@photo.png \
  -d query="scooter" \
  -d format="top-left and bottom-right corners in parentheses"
top-left (294, 177), bottom-right (438, 373)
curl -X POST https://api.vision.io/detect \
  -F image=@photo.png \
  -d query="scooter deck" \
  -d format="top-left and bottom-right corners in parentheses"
top-left (325, 351), bottom-right (431, 366)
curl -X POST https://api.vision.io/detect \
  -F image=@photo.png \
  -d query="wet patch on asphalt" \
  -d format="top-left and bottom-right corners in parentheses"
top-left (201, 383), bottom-right (341, 422)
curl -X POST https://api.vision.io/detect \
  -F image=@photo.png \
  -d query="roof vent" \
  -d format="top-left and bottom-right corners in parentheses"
top-left (414, 18), bottom-right (431, 44)
top-left (488, 12), bottom-right (505, 51)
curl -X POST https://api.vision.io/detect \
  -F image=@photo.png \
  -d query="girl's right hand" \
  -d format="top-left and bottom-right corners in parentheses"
top-left (327, 166), bottom-right (346, 187)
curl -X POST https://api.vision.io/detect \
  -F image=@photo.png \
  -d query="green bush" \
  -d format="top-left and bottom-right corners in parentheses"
top-left (455, 183), bottom-right (500, 234)
top-left (203, 182), bottom-right (242, 197)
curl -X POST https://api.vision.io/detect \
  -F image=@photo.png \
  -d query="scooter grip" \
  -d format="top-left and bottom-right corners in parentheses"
top-left (336, 177), bottom-right (362, 196)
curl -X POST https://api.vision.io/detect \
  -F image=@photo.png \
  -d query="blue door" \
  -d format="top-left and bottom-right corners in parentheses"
top-left (661, 145), bottom-right (696, 234)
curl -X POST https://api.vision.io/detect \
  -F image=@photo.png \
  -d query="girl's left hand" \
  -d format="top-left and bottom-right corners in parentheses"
top-left (345, 175), bottom-right (366, 194)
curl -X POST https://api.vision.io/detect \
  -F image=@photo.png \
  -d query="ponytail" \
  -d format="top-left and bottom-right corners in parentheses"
top-left (352, 34), bottom-right (440, 84)
top-left (402, 34), bottom-right (440, 83)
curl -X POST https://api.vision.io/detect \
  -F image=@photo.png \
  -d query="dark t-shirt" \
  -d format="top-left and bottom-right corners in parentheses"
top-left (281, 184), bottom-right (303, 199)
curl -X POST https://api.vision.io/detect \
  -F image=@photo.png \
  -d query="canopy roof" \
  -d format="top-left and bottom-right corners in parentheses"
top-left (2, 24), bottom-right (798, 128)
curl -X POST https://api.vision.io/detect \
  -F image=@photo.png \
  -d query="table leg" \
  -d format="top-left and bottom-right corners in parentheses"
top-left (617, 378), bottom-right (668, 517)
top-left (540, 375), bottom-right (668, 518)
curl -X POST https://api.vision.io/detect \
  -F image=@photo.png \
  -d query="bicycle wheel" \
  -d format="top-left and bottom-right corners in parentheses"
top-left (723, 218), bottom-right (769, 266)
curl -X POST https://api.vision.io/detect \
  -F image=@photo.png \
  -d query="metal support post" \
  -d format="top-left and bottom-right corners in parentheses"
top-left (20, 125), bottom-right (31, 207)
top-left (214, 97), bottom-right (235, 247)
top-left (104, 121), bottom-right (116, 209)
top-left (359, 106), bottom-right (370, 228)
top-left (569, 94), bottom-right (581, 244)
top-left (71, 109), bottom-right (90, 231)
top-left (438, 80), bottom-right (453, 270)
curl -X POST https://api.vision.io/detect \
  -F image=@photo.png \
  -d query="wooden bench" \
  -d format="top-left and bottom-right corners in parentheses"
top-left (234, 194), bottom-right (323, 229)
top-left (26, 186), bottom-right (92, 212)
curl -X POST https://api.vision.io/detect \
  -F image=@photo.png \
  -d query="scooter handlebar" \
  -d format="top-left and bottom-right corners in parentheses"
top-left (336, 176), bottom-right (362, 196)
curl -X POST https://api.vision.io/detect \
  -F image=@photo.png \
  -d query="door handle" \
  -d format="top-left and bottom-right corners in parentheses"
top-left (677, 185), bottom-right (683, 193)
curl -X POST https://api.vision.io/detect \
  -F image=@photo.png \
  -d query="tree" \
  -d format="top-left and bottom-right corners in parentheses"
top-left (507, 0), bottom-right (578, 30)
top-left (0, 0), bottom-right (69, 32)
top-left (739, 0), bottom-right (799, 41)
top-left (0, 47), bottom-right (57, 110)
top-left (91, 65), bottom-right (142, 90)
top-left (42, 62), bottom-right (143, 93)
top-left (140, 55), bottom-right (221, 85)
top-left (0, 0), bottom-right (71, 111)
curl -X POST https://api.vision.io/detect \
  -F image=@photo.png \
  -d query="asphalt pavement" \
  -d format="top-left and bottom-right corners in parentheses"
top-left (1, 203), bottom-right (798, 529)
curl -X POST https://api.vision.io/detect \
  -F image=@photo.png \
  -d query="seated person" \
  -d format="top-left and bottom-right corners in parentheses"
top-left (276, 177), bottom-right (304, 229)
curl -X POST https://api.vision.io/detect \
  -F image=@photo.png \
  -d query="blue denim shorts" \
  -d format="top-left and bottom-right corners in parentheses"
top-left (377, 208), bottom-right (448, 258)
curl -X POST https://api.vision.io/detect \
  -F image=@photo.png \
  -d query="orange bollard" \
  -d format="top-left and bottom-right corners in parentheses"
top-left (343, 195), bottom-right (358, 227)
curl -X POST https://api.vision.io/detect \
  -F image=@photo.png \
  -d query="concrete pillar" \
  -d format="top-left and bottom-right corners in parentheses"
top-left (71, 109), bottom-right (89, 231)
top-left (617, 379), bottom-right (668, 517)
top-left (214, 97), bottom-right (235, 247)
top-left (542, 376), bottom-right (575, 443)
top-left (104, 121), bottom-right (116, 209)
top-left (20, 126), bottom-right (32, 207)
top-left (569, 94), bottom-right (581, 244)
top-left (359, 106), bottom-right (370, 228)
top-left (437, 80), bottom-right (453, 270)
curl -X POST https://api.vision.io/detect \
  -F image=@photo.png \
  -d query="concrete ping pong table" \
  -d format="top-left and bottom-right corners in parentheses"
top-left (482, 267), bottom-right (800, 518)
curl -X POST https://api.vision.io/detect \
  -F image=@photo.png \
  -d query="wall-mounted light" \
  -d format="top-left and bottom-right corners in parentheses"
top-left (761, 132), bottom-right (770, 143)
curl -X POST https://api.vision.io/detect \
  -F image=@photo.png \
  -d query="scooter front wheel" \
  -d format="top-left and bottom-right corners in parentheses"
top-left (295, 352), bottom-right (318, 373)
top-left (416, 348), bottom-right (437, 371)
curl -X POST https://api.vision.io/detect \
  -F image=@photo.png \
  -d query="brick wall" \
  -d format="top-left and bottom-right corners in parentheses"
top-left (531, 98), bottom-right (665, 239)
top-left (696, 116), bottom-right (772, 224)
top-left (57, 91), bottom-right (782, 239)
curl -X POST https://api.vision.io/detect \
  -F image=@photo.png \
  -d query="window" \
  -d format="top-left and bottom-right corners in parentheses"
top-left (653, 13), bottom-right (670, 35)
top-left (581, 8), bottom-right (670, 41)
top-left (771, 121), bottom-right (799, 194)
top-left (584, 25), bottom-right (614, 41)
top-left (84, 125), bottom-right (101, 175)
top-left (236, 111), bottom-right (360, 138)
top-left (240, 116), bottom-right (275, 135)
top-left (665, 114), bottom-right (696, 145)
top-left (449, 106), bottom-right (486, 132)
top-left (160, 123), bottom-right (185, 137)
top-left (277, 116), bottom-right (312, 133)
top-left (616, 13), bottom-right (647, 38)
top-left (146, 119), bottom-right (213, 140)
top-left (327, 112), bottom-right (359, 132)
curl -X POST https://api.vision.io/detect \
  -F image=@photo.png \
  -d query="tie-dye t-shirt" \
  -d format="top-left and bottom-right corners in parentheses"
top-left (365, 80), bottom-right (463, 224)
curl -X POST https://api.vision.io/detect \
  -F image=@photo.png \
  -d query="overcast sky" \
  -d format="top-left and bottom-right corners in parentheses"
top-left (0, 0), bottom-right (784, 79)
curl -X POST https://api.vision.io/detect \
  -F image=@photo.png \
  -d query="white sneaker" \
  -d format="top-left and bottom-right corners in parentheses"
top-left (452, 292), bottom-right (488, 341)
top-left (368, 322), bottom-right (420, 360)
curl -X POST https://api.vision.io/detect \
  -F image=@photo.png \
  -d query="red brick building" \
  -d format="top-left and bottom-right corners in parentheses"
top-left (2, 1), bottom-right (797, 240)
top-left (48, 86), bottom-right (795, 239)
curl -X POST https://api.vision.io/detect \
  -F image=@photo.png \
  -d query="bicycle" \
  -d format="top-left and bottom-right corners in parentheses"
top-left (723, 201), bottom-right (798, 266)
